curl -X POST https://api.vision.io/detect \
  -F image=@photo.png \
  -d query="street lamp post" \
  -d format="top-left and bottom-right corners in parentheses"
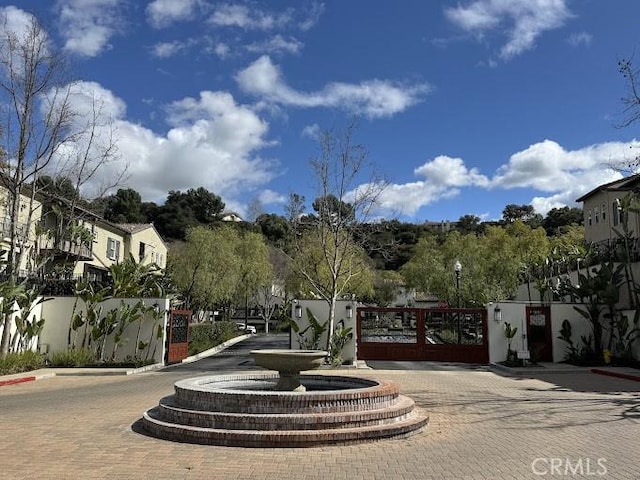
top-left (454, 260), bottom-right (462, 308)
top-left (454, 260), bottom-right (462, 344)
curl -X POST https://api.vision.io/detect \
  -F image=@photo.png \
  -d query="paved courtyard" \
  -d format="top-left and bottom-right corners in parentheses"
top-left (1, 366), bottom-right (639, 479)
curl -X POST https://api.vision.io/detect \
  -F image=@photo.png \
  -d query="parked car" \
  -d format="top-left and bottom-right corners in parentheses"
top-left (236, 323), bottom-right (257, 334)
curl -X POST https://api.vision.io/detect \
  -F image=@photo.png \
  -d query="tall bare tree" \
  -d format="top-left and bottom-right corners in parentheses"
top-left (291, 121), bottom-right (386, 350)
top-left (0, 12), bottom-right (122, 355)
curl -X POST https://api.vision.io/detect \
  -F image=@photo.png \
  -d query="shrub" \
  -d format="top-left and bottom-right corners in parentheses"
top-left (188, 321), bottom-right (238, 355)
top-left (49, 348), bottom-right (97, 367)
top-left (0, 350), bottom-right (45, 375)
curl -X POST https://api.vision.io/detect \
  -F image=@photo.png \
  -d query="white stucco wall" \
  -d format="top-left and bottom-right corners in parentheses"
top-left (486, 301), bottom-right (599, 363)
top-left (291, 299), bottom-right (357, 364)
top-left (38, 297), bottom-right (169, 364)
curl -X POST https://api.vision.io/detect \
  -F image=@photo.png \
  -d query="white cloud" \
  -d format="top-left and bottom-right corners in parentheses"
top-left (359, 139), bottom-right (640, 218)
top-left (151, 39), bottom-right (197, 58)
top-left (246, 35), bottom-right (303, 55)
top-left (0, 6), bottom-right (37, 41)
top-left (47, 82), bottom-right (278, 206)
top-left (0, 7), bottom-right (50, 68)
top-left (236, 55), bottom-right (430, 118)
top-left (56, 0), bottom-right (125, 57)
top-left (370, 155), bottom-right (490, 216)
top-left (209, 3), bottom-right (294, 30)
top-left (414, 155), bottom-right (489, 188)
top-left (258, 189), bottom-right (286, 205)
top-left (299, 1), bottom-right (325, 31)
top-left (444, 0), bottom-right (573, 60)
top-left (567, 32), bottom-right (592, 47)
top-left (301, 123), bottom-right (321, 140)
top-left (490, 139), bottom-right (639, 213)
top-left (146, 0), bottom-right (203, 28)
top-left (214, 42), bottom-right (231, 58)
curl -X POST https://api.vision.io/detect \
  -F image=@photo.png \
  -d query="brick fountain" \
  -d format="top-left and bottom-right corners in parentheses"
top-left (141, 349), bottom-right (428, 447)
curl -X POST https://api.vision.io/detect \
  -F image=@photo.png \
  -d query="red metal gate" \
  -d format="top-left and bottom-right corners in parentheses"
top-left (526, 305), bottom-right (553, 362)
top-left (356, 307), bottom-right (489, 363)
top-left (166, 309), bottom-right (191, 364)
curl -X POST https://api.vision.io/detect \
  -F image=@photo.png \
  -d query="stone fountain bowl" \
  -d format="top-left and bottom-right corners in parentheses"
top-left (251, 349), bottom-right (328, 374)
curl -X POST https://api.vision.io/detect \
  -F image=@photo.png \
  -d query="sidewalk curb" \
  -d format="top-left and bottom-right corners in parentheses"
top-left (0, 372), bottom-right (56, 387)
top-left (591, 368), bottom-right (640, 382)
top-left (178, 334), bottom-right (252, 364)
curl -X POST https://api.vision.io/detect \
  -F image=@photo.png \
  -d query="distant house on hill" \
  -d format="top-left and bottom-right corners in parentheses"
top-left (424, 220), bottom-right (457, 234)
top-left (221, 212), bottom-right (243, 222)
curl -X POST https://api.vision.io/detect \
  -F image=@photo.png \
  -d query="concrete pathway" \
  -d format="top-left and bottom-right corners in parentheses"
top-left (1, 363), bottom-right (640, 479)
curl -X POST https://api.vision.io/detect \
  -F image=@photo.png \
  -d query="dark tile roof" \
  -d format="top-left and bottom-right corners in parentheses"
top-left (575, 174), bottom-right (640, 202)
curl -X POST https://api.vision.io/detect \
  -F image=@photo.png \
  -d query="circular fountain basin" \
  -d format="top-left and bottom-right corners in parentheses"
top-left (141, 373), bottom-right (428, 447)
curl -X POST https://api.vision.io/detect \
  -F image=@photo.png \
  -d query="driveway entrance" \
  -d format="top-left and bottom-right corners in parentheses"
top-left (356, 307), bottom-right (489, 363)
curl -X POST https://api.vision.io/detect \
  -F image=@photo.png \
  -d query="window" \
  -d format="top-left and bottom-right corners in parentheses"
top-left (588, 210), bottom-right (592, 226)
top-left (613, 201), bottom-right (619, 226)
top-left (594, 207), bottom-right (599, 223)
top-left (107, 237), bottom-right (120, 261)
top-left (601, 203), bottom-right (606, 221)
top-left (139, 242), bottom-right (146, 261)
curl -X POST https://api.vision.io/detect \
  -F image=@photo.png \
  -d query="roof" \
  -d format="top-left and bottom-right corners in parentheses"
top-left (116, 223), bottom-right (168, 248)
top-left (117, 223), bottom-right (154, 234)
top-left (576, 174), bottom-right (640, 202)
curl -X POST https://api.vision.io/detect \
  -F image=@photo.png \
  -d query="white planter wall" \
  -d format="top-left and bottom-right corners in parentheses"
top-left (38, 297), bottom-right (169, 364)
top-left (291, 300), bottom-right (357, 364)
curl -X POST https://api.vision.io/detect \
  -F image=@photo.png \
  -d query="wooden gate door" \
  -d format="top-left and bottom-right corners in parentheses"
top-left (526, 305), bottom-right (552, 362)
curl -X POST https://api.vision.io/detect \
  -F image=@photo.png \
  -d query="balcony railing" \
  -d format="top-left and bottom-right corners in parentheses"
top-left (590, 237), bottom-right (640, 264)
top-left (38, 237), bottom-right (93, 260)
top-left (0, 217), bottom-right (30, 241)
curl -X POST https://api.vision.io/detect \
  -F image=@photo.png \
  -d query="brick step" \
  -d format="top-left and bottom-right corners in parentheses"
top-left (142, 407), bottom-right (429, 448)
top-left (155, 394), bottom-right (418, 431)
top-left (173, 374), bottom-right (400, 414)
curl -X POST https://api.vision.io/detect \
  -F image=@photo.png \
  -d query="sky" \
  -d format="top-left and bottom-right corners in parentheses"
top-left (2, 0), bottom-right (640, 223)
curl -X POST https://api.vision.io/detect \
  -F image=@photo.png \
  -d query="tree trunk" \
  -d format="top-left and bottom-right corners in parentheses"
top-left (326, 295), bottom-right (337, 351)
top-left (0, 314), bottom-right (12, 356)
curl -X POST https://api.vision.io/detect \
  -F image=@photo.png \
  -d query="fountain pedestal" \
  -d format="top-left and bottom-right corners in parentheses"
top-left (250, 349), bottom-right (327, 391)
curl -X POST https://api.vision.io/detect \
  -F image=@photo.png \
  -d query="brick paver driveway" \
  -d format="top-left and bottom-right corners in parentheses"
top-left (1, 366), bottom-right (639, 479)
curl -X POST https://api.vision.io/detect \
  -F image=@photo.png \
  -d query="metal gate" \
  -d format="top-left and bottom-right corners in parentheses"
top-left (356, 307), bottom-right (489, 363)
top-left (165, 309), bottom-right (191, 364)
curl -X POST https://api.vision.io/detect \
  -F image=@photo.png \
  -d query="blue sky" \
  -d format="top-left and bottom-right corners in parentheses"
top-left (3, 1), bottom-right (640, 222)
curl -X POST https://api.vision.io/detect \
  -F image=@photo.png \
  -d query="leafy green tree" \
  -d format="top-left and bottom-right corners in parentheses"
top-left (103, 188), bottom-right (145, 223)
top-left (457, 214), bottom-right (483, 235)
top-left (35, 176), bottom-right (78, 200)
top-left (255, 213), bottom-right (291, 249)
top-left (154, 188), bottom-right (225, 240)
top-left (234, 230), bottom-right (274, 324)
top-left (401, 223), bottom-right (549, 307)
top-left (502, 204), bottom-right (536, 223)
top-left (167, 225), bottom-right (240, 311)
top-left (542, 206), bottom-right (583, 235)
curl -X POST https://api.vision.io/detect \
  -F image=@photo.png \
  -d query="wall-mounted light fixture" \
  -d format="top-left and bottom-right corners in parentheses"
top-left (346, 304), bottom-right (353, 318)
top-left (494, 306), bottom-right (502, 323)
top-left (295, 304), bottom-right (302, 319)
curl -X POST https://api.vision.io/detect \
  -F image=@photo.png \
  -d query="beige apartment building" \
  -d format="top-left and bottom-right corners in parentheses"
top-left (576, 174), bottom-right (640, 245)
top-left (0, 186), bottom-right (167, 281)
